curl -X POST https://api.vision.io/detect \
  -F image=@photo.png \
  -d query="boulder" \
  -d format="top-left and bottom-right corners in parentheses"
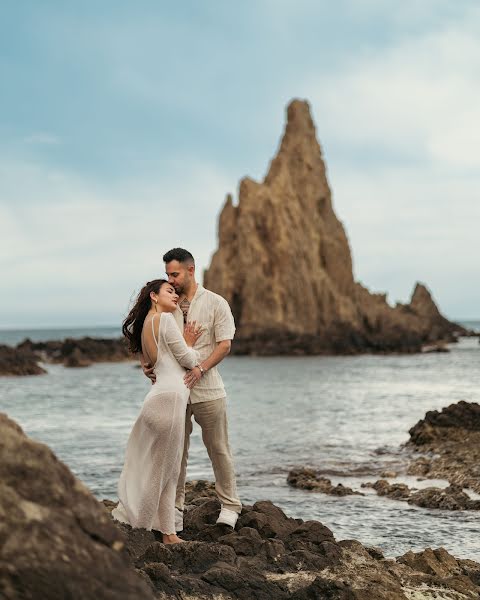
top-left (0, 344), bottom-right (46, 376)
top-left (287, 467), bottom-right (363, 496)
top-left (407, 401), bottom-right (480, 493)
top-left (0, 413), bottom-right (154, 600)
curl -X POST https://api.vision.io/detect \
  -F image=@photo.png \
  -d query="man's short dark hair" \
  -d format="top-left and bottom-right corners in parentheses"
top-left (163, 248), bottom-right (195, 265)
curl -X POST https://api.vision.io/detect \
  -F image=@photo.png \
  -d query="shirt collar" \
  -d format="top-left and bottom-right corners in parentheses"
top-left (191, 284), bottom-right (206, 304)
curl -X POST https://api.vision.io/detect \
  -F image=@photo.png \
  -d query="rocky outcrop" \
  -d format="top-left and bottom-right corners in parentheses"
top-left (105, 483), bottom-right (480, 599)
top-left (204, 99), bottom-right (469, 355)
top-left (287, 468), bottom-right (363, 496)
top-left (0, 337), bottom-right (133, 375)
top-left (18, 336), bottom-right (131, 366)
top-left (0, 413), bottom-right (154, 600)
top-left (0, 344), bottom-right (46, 376)
top-left (362, 480), bottom-right (480, 510)
top-left (408, 401), bottom-right (480, 493)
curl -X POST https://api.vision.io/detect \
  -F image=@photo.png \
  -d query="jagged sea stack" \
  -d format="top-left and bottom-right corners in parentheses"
top-left (204, 99), bottom-right (467, 355)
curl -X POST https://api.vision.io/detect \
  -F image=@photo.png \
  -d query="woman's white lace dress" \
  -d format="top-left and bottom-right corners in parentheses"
top-left (112, 312), bottom-right (198, 533)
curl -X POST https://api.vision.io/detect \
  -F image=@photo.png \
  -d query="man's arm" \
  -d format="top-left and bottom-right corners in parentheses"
top-left (140, 353), bottom-right (156, 384)
top-left (183, 339), bottom-right (231, 388)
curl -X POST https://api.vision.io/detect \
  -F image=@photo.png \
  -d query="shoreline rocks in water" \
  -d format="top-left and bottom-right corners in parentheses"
top-left (0, 336), bottom-right (133, 375)
top-left (2, 412), bottom-right (480, 599)
top-left (407, 400), bottom-right (480, 494)
top-left (288, 401), bottom-right (480, 512)
top-left (204, 99), bottom-right (472, 355)
top-left (287, 467), bottom-right (363, 497)
top-left (0, 344), bottom-right (47, 376)
top-left (362, 480), bottom-right (480, 511)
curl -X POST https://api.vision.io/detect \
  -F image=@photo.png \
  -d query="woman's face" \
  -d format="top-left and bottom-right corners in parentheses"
top-left (154, 283), bottom-right (179, 312)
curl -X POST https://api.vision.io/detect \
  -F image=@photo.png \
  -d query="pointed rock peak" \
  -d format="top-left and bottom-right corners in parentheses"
top-left (410, 282), bottom-right (433, 304)
top-left (285, 99), bottom-right (316, 136)
top-left (264, 98), bottom-right (325, 187)
top-left (409, 282), bottom-right (442, 318)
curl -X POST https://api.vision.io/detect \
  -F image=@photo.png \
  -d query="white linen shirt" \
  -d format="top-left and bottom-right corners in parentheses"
top-left (173, 285), bottom-right (235, 404)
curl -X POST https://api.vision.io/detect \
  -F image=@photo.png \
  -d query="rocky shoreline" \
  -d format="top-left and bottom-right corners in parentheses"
top-left (287, 401), bottom-right (480, 513)
top-left (2, 403), bottom-right (480, 599)
top-left (0, 336), bottom-right (132, 375)
top-left (407, 401), bottom-right (480, 494)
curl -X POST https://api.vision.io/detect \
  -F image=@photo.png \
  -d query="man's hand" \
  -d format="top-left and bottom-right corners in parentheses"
top-left (142, 362), bottom-right (156, 384)
top-left (184, 367), bottom-right (202, 389)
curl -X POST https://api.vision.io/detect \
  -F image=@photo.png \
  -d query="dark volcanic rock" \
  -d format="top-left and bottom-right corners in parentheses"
top-left (407, 401), bottom-right (480, 493)
top-left (204, 99), bottom-right (468, 356)
top-left (362, 479), bottom-right (480, 510)
top-left (287, 467), bottom-right (363, 496)
top-left (0, 344), bottom-right (46, 376)
top-left (17, 336), bottom-right (131, 369)
top-left (362, 479), bottom-right (411, 500)
top-left (409, 401), bottom-right (480, 444)
top-left (0, 414), bottom-right (154, 600)
top-left (110, 479), bottom-right (480, 598)
top-left (4, 413), bottom-right (480, 599)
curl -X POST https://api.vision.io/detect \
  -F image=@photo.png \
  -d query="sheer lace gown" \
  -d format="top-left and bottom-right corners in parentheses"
top-left (112, 312), bottom-right (199, 533)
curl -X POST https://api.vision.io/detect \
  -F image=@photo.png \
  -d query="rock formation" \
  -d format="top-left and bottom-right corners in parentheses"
top-left (2, 413), bottom-right (480, 598)
top-left (0, 413), bottom-right (153, 599)
top-left (361, 480), bottom-right (480, 511)
top-left (408, 401), bottom-right (480, 493)
top-left (0, 336), bottom-right (133, 376)
top-left (204, 99), bottom-right (468, 355)
top-left (110, 486), bottom-right (480, 599)
top-left (0, 345), bottom-right (46, 376)
top-left (287, 467), bottom-right (363, 497)
top-left (17, 336), bottom-right (131, 366)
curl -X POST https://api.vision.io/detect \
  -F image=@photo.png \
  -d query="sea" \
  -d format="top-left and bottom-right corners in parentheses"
top-left (1, 322), bottom-right (479, 560)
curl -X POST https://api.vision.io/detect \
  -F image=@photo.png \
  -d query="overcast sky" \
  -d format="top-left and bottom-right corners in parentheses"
top-left (1, 1), bottom-right (479, 328)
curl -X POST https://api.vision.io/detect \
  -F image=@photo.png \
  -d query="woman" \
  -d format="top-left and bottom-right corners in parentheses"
top-left (112, 279), bottom-right (202, 544)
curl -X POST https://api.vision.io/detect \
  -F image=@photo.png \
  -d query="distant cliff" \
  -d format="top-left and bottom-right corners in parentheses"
top-left (204, 99), bottom-right (468, 355)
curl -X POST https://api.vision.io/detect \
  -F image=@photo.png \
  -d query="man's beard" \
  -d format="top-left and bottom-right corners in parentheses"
top-left (174, 283), bottom-right (185, 295)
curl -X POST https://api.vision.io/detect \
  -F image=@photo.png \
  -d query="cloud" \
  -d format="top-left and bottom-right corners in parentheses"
top-left (0, 156), bottom-right (234, 327)
top-left (306, 14), bottom-right (480, 171)
top-left (23, 133), bottom-right (61, 145)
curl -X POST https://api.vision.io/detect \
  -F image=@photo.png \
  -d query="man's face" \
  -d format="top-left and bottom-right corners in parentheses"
top-left (165, 260), bottom-right (191, 295)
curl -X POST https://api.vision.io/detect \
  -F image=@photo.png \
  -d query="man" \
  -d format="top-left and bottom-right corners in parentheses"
top-left (143, 248), bottom-right (242, 530)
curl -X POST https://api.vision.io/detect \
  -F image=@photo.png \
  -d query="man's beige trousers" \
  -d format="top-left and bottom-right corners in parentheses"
top-left (175, 397), bottom-right (242, 514)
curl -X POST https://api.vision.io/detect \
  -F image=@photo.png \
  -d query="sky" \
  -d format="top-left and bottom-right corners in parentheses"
top-left (0, 0), bottom-right (479, 328)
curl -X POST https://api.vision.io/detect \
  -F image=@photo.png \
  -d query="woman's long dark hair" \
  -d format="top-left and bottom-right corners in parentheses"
top-left (122, 279), bottom-right (168, 354)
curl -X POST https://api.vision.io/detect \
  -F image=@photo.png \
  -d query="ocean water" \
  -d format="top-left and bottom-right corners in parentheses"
top-left (1, 325), bottom-right (479, 561)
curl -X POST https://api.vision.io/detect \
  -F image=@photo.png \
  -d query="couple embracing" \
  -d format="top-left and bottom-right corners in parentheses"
top-left (112, 248), bottom-right (242, 543)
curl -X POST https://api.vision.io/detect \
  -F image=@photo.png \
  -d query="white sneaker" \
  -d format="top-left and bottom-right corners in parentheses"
top-left (175, 508), bottom-right (184, 532)
top-left (216, 507), bottom-right (239, 528)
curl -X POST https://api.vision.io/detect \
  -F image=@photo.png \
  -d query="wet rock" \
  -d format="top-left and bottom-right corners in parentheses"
top-left (204, 99), bottom-right (468, 356)
top-left (3, 412), bottom-right (480, 600)
top-left (409, 484), bottom-right (480, 510)
top-left (409, 401), bottom-right (480, 442)
top-left (361, 479), bottom-right (410, 500)
top-left (408, 401), bottom-right (480, 493)
top-left (362, 479), bottom-right (480, 510)
top-left (287, 467), bottom-right (363, 496)
top-left (184, 479), bottom-right (217, 503)
top-left (0, 344), bottom-right (46, 376)
top-left (137, 541), bottom-right (237, 574)
top-left (16, 336), bottom-right (131, 368)
top-left (237, 501), bottom-right (299, 539)
top-left (0, 413), bottom-right (154, 600)
top-left (218, 527), bottom-right (264, 556)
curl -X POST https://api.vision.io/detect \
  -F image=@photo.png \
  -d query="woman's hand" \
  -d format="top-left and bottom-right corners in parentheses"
top-left (183, 320), bottom-right (203, 347)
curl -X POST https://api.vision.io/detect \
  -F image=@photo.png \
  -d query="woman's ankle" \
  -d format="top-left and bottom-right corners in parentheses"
top-left (162, 533), bottom-right (183, 544)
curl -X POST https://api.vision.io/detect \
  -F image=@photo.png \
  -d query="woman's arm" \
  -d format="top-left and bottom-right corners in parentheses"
top-left (163, 313), bottom-right (200, 370)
